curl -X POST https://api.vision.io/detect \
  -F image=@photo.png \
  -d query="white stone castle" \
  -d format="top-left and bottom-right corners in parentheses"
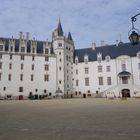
top-left (0, 20), bottom-right (140, 99)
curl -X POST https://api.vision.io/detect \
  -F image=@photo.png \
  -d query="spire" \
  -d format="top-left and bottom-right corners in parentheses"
top-left (57, 18), bottom-right (63, 36)
top-left (68, 32), bottom-right (73, 41)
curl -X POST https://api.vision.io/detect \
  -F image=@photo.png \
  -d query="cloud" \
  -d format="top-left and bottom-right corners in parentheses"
top-left (0, 0), bottom-right (140, 48)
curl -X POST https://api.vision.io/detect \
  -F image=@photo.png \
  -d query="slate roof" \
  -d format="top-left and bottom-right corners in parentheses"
top-left (57, 21), bottom-right (63, 36)
top-left (74, 42), bottom-right (140, 62)
top-left (0, 37), bottom-right (53, 54)
top-left (68, 32), bottom-right (73, 41)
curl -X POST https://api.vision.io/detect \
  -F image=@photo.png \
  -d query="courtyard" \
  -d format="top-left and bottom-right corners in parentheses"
top-left (0, 98), bottom-right (140, 140)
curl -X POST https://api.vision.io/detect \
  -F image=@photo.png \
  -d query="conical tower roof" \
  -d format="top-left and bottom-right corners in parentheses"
top-left (57, 19), bottom-right (63, 36)
top-left (68, 32), bottom-right (73, 41)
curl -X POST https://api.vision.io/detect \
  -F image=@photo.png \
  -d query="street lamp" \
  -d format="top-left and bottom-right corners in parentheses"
top-left (128, 13), bottom-right (140, 45)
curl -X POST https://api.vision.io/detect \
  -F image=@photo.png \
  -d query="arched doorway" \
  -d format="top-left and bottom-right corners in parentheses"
top-left (122, 89), bottom-right (130, 97)
top-left (19, 95), bottom-right (23, 100)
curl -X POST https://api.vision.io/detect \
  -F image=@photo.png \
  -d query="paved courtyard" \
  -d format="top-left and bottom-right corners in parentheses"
top-left (0, 98), bottom-right (140, 140)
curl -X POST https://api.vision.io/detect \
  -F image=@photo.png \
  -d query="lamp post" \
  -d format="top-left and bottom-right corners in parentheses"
top-left (128, 13), bottom-right (140, 45)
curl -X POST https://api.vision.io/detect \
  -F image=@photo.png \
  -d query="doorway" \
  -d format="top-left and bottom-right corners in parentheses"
top-left (83, 94), bottom-right (86, 98)
top-left (122, 89), bottom-right (130, 97)
top-left (19, 95), bottom-right (23, 100)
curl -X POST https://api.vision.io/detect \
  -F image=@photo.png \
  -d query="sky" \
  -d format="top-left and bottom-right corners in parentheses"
top-left (0, 0), bottom-right (140, 49)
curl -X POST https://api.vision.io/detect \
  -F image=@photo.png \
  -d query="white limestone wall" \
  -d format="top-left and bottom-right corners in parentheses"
top-left (73, 59), bottom-right (118, 96)
top-left (131, 56), bottom-right (140, 97)
top-left (0, 53), bottom-right (56, 98)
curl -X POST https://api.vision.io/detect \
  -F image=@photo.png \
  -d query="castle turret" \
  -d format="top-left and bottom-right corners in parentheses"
top-left (68, 32), bottom-right (73, 41)
top-left (52, 20), bottom-right (74, 98)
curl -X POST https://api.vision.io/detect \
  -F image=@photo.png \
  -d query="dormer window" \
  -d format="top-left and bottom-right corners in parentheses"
top-left (137, 52), bottom-right (140, 59)
top-left (97, 53), bottom-right (102, 63)
top-left (75, 56), bottom-right (78, 65)
top-left (106, 55), bottom-right (110, 62)
top-left (84, 55), bottom-right (88, 64)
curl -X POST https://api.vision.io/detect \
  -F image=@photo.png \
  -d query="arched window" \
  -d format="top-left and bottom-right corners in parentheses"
top-left (97, 53), bottom-right (102, 63)
top-left (75, 56), bottom-right (78, 65)
top-left (84, 55), bottom-right (88, 64)
top-left (106, 55), bottom-right (110, 62)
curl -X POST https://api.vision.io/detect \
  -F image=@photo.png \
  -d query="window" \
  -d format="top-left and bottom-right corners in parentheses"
top-left (19, 87), bottom-right (23, 92)
top-left (45, 64), bottom-right (49, 71)
top-left (122, 76), bottom-right (128, 84)
top-left (76, 80), bottom-right (78, 86)
top-left (138, 63), bottom-right (140, 69)
top-left (58, 43), bottom-right (62, 47)
top-left (0, 72), bottom-right (1, 81)
top-left (67, 76), bottom-right (69, 81)
top-left (98, 77), bottom-right (103, 85)
top-left (59, 58), bottom-right (62, 62)
top-left (98, 65), bottom-right (102, 72)
top-left (59, 67), bottom-right (61, 70)
top-left (66, 55), bottom-right (68, 61)
top-left (44, 89), bottom-right (47, 93)
top-left (21, 64), bottom-right (24, 70)
top-left (0, 62), bottom-right (2, 69)
top-left (0, 45), bottom-right (3, 51)
top-left (75, 57), bottom-right (78, 65)
top-left (32, 47), bottom-right (35, 53)
top-left (106, 56), bottom-right (110, 62)
top-left (8, 74), bottom-right (12, 81)
top-left (0, 54), bottom-right (2, 59)
top-left (45, 48), bottom-right (49, 54)
top-left (76, 69), bottom-right (78, 74)
top-left (59, 52), bottom-right (61, 55)
top-left (10, 46), bottom-right (13, 52)
top-left (106, 66), bottom-right (110, 72)
top-left (85, 77), bottom-right (89, 86)
top-left (97, 53), bottom-right (102, 63)
top-left (3, 87), bottom-right (6, 91)
top-left (85, 67), bottom-right (89, 74)
top-left (59, 80), bottom-right (61, 84)
top-left (45, 56), bottom-right (49, 61)
top-left (84, 58), bottom-right (88, 64)
top-left (32, 56), bottom-right (35, 61)
top-left (9, 63), bottom-right (12, 70)
top-left (32, 64), bottom-right (34, 70)
top-left (31, 74), bottom-right (34, 81)
top-left (20, 74), bottom-right (23, 81)
top-left (44, 74), bottom-right (49, 81)
top-left (10, 54), bottom-right (12, 60)
top-left (107, 77), bottom-right (111, 85)
top-left (21, 55), bottom-right (24, 60)
top-left (21, 47), bottom-right (25, 52)
top-left (122, 64), bottom-right (126, 71)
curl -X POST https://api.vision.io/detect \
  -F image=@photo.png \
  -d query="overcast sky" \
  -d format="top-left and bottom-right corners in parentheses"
top-left (0, 0), bottom-right (140, 48)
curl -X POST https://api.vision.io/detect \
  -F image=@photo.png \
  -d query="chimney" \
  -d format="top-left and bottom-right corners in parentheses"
top-left (26, 32), bottom-right (29, 40)
top-left (19, 32), bottom-right (22, 40)
top-left (101, 41), bottom-right (105, 46)
top-left (91, 42), bottom-right (96, 50)
top-left (116, 40), bottom-right (119, 46)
